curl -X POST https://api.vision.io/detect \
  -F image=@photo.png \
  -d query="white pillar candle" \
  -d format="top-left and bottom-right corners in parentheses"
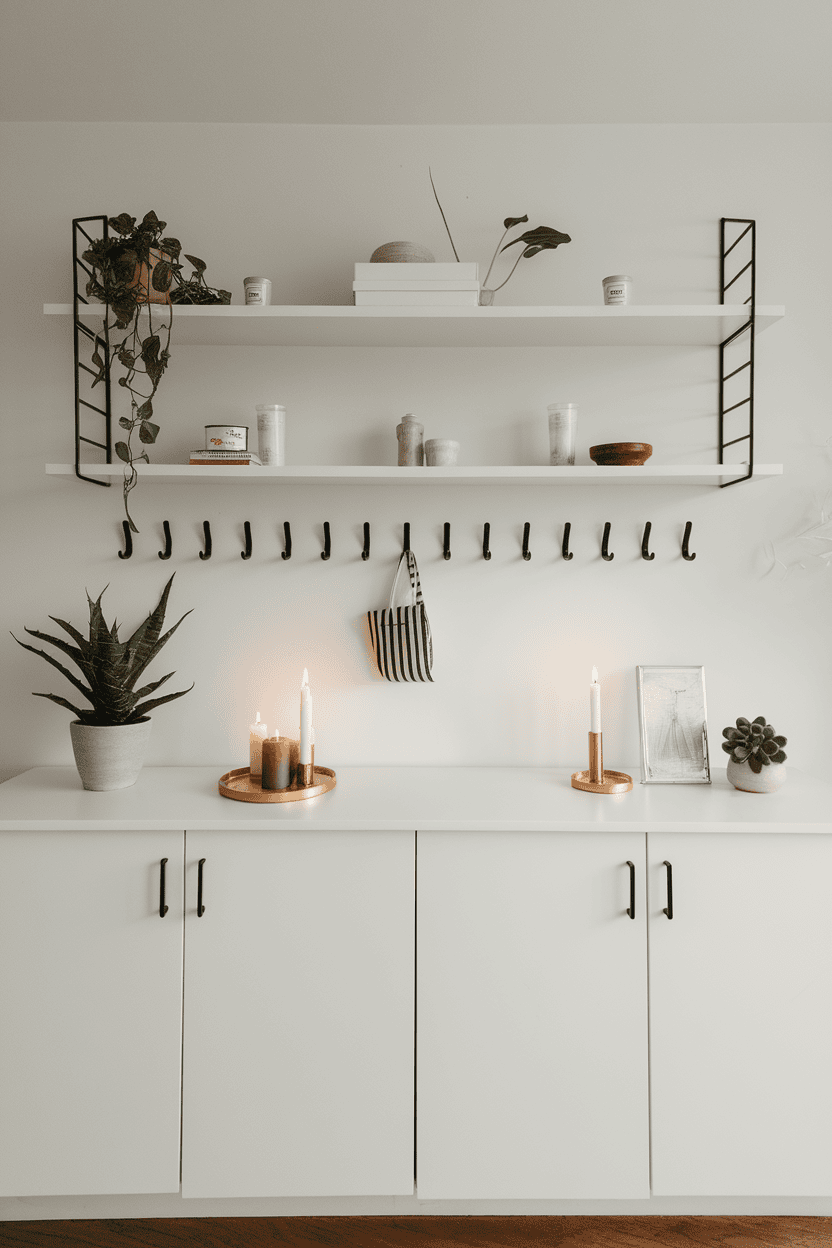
top-left (249, 712), bottom-right (268, 777)
top-left (590, 668), bottom-right (601, 733)
top-left (299, 670), bottom-right (313, 764)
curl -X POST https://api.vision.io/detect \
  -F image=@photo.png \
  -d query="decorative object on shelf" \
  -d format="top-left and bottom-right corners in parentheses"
top-left (590, 443), bottom-right (653, 466)
top-left (82, 211), bottom-right (230, 532)
top-left (218, 765), bottom-right (336, 804)
top-left (189, 449), bottom-right (262, 466)
top-left (368, 548), bottom-right (434, 682)
top-left (397, 413), bottom-right (424, 466)
top-left (428, 170), bottom-right (571, 307)
top-left (425, 439), bottom-right (460, 466)
top-left (355, 262), bottom-right (479, 306)
top-left (12, 575), bottom-right (193, 791)
top-left (572, 668), bottom-right (633, 793)
top-left (261, 736), bottom-right (298, 790)
top-left (243, 276), bottom-right (272, 306)
top-left (636, 665), bottom-right (711, 785)
top-left (722, 716), bottom-right (787, 792)
top-left (205, 424), bottom-right (248, 450)
top-left (370, 242), bottom-right (435, 264)
top-left (249, 712), bottom-right (267, 778)
top-left (299, 669), bottom-right (314, 785)
top-left (255, 404), bottom-right (285, 465)
top-left (547, 402), bottom-right (578, 466)
top-left (603, 275), bottom-right (632, 305)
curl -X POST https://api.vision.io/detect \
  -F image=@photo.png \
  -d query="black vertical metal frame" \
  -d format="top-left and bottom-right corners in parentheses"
top-left (72, 216), bottom-right (112, 486)
top-left (719, 218), bottom-right (756, 486)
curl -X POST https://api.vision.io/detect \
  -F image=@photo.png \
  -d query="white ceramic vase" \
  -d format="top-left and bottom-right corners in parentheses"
top-left (726, 756), bottom-right (787, 793)
top-left (69, 718), bottom-right (152, 791)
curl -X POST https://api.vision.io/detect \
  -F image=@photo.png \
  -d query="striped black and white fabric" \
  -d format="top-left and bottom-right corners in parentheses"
top-left (368, 550), bottom-right (434, 682)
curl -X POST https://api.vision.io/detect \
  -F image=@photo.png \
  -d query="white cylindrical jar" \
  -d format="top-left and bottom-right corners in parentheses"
top-left (256, 404), bottom-right (286, 465)
top-left (547, 403), bottom-right (578, 466)
top-left (205, 424), bottom-right (248, 450)
top-left (602, 275), bottom-right (632, 305)
top-left (396, 413), bottom-right (424, 466)
top-left (244, 276), bottom-right (272, 306)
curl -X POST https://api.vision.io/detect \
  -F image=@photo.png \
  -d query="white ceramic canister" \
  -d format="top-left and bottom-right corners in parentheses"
top-left (396, 413), bottom-right (424, 466)
top-left (244, 276), bottom-right (272, 306)
top-left (205, 424), bottom-right (248, 450)
top-left (425, 438), bottom-right (460, 467)
top-left (602, 275), bottom-right (632, 305)
top-left (547, 403), bottom-right (578, 466)
top-left (256, 404), bottom-right (286, 465)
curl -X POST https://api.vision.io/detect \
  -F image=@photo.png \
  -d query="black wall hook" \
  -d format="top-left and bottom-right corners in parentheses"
top-left (281, 521), bottom-right (292, 560)
top-left (158, 520), bottom-right (172, 560)
top-left (321, 521), bottom-right (331, 560)
top-left (682, 521), bottom-right (696, 561)
top-left (443, 522), bottom-right (451, 560)
top-left (562, 522), bottom-right (573, 561)
top-left (403, 522), bottom-right (410, 553)
top-left (601, 522), bottom-right (614, 561)
top-left (199, 520), bottom-right (212, 560)
top-left (241, 521), bottom-right (252, 560)
top-left (362, 522), bottom-right (370, 560)
top-left (522, 522), bottom-right (531, 561)
top-left (482, 522), bottom-right (491, 560)
top-left (117, 520), bottom-right (133, 560)
top-left (641, 521), bottom-right (655, 561)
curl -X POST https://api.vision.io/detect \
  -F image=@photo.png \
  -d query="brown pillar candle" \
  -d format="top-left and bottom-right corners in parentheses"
top-left (261, 737), bottom-right (294, 791)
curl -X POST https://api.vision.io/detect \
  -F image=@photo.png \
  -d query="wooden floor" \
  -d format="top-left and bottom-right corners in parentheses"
top-left (0, 1218), bottom-right (830, 1248)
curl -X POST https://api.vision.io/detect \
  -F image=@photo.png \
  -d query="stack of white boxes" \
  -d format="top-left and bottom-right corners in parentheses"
top-left (353, 262), bottom-right (480, 306)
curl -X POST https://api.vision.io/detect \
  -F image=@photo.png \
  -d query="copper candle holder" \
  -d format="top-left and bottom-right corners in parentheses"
top-left (571, 732), bottom-right (633, 794)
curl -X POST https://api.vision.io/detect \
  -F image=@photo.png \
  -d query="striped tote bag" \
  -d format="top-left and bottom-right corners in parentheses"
top-left (368, 550), bottom-right (434, 682)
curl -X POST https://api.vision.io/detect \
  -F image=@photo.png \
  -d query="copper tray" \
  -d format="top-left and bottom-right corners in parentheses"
top-left (219, 766), bottom-right (336, 803)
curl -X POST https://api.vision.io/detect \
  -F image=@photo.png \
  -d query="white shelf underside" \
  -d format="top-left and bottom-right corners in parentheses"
top-left (44, 304), bottom-right (784, 348)
top-left (47, 464), bottom-right (782, 487)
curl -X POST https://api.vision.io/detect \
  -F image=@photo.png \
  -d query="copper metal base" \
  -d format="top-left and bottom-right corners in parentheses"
top-left (218, 765), bottom-right (336, 803)
top-left (572, 731), bottom-right (633, 794)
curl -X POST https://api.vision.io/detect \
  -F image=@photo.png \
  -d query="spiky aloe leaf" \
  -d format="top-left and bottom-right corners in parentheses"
top-left (131, 683), bottom-right (194, 719)
top-left (19, 626), bottom-right (90, 681)
top-left (32, 691), bottom-right (88, 718)
top-left (132, 672), bottom-right (174, 700)
top-left (11, 634), bottom-right (93, 702)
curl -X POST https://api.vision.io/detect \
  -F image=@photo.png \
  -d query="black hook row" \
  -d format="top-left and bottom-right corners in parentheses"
top-left (117, 520), bottom-right (697, 562)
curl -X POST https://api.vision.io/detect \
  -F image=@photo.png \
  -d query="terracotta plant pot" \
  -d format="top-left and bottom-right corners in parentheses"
top-left (726, 757), bottom-right (787, 793)
top-left (129, 247), bottom-right (172, 306)
top-left (69, 718), bottom-right (152, 791)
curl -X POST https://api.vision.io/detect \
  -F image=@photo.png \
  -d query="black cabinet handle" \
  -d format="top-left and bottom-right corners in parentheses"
top-left (159, 857), bottom-right (169, 917)
top-left (663, 860), bottom-right (673, 919)
top-left (626, 860), bottom-right (635, 919)
top-left (197, 858), bottom-right (206, 917)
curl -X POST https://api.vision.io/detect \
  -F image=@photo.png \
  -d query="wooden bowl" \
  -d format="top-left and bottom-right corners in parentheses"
top-left (589, 442), bottom-right (653, 466)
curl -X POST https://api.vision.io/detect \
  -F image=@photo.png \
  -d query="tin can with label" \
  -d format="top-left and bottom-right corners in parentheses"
top-left (244, 276), bottom-right (272, 306)
top-left (205, 425), bottom-right (248, 450)
top-left (602, 275), bottom-right (632, 305)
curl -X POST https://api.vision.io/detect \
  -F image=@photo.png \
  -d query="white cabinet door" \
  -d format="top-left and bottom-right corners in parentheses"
top-left (182, 829), bottom-right (414, 1198)
top-left (0, 829), bottom-right (184, 1196)
top-left (649, 832), bottom-right (832, 1196)
top-left (417, 830), bottom-right (649, 1199)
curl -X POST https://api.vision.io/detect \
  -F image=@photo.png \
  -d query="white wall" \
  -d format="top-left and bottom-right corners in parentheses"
top-left (1, 122), bottom-right (830, 782)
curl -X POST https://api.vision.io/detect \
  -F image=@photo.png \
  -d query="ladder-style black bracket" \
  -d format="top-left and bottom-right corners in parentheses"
top-left (72, 216), bottom-right (112, 487)
top-left (719, 218), bottom-right (756, 487)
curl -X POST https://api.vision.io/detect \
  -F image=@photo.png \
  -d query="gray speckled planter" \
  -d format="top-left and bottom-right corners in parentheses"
top-left (727, 756), bottom-right (788, 793)
top-left (69, 718), bottom-right (152, 791)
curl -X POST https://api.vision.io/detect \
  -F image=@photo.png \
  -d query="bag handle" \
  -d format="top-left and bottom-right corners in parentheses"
top-left (388, 549), bottom-right (424, 611)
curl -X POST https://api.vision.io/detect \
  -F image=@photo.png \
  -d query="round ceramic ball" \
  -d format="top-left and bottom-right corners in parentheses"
top-left (370, 242), bottom-right (435, 263)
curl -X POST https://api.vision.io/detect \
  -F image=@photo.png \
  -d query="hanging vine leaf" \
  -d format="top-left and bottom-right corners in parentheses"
top-left (151, 260), bottom-right (173, 292)
top-left (135, 400), bottom-right (153, 421)
top-left (115, 441), bottom-right (130, 462)
top-left (108, 213), bottom-right (136, 236)
top-left (184, 254), bottom-right (206, 275)
top-left (139, 421), bottom-right (160, 444)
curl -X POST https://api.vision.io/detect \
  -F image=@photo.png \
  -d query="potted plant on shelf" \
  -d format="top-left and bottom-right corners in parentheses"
top-left (12, 574), bottom-right (193, 791)
top-left (83, 211), bottom-right (231, 533)
top-left (722, 715), bottom-right (788, 792)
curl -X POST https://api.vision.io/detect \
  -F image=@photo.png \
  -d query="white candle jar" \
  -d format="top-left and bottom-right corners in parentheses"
top-left (255, 404), bottom-right (286, 465)
top-left (602, 275), bottom-right (632, 305)
top-left (244, 276), bottom-right (272, 306)
top-left (547, 403), bottom-right (578, 466)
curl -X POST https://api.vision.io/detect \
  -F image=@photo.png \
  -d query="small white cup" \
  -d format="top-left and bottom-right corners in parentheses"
top-left (425, 439), bottom-right (460, 466)
top-left (602, 275), bottom-right (632, 305)
top-left (244, 276), bottom-right (272, 306)
top-left (547, 404), bottom-right (577, 466)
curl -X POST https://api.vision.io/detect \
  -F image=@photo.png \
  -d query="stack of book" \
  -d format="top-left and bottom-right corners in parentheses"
top-left (353, 262), bottom-right (479, 306)
top-left (189, 448), bottom-right (262, 466)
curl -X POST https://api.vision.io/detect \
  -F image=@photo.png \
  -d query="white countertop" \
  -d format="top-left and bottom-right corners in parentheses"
top-left (0, 766), bottom-right (829, 834)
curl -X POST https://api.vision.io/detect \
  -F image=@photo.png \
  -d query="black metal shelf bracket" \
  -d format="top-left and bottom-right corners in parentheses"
top-left (72, 216), bottom-right (112, 487)
top-left (719, 218), bottom-right (756, 487)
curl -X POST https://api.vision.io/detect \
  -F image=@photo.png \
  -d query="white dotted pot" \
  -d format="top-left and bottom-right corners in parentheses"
top-left (726, 757), bottom-right (787, 793)
top-left (69, 718), bottom-right (152, 791)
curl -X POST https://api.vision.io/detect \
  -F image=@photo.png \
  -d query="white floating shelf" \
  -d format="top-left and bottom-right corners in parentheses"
top-left (46, 464), bottom-right (782, 487)
top-left (44, 303), bottom-right (785, 348)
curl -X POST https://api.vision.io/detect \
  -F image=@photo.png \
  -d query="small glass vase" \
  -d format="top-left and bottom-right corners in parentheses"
top-left (479, 288), bottom-right (495, 306)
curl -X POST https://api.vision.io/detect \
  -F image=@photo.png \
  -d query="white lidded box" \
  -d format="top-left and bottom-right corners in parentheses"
top-left (205, 425), bottom-right (248, 451)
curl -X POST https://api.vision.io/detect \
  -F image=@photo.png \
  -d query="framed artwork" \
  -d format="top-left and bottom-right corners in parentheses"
top-left (636, 665), bottom-right (711, 784)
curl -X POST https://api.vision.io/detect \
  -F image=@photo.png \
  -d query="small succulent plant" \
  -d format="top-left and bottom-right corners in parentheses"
top-left (722, 716), bottom-right (787, 773)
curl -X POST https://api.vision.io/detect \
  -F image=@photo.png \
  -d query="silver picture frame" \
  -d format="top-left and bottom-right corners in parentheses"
top-left (636, 665), bottom-right (711, 784)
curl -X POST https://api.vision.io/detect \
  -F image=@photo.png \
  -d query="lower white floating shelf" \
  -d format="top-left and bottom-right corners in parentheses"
top-left (47, 463), bottom-right (782, 486)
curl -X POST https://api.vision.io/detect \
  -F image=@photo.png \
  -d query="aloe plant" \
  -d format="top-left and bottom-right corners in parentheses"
top-left (12, 575), bottom-right (193, 726)
top-left (722, 716), bottom-right (787, 773)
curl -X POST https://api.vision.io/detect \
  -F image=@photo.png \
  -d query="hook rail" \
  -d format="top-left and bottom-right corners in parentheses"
top-left (601, 522), bottom-right (614, 561)
top-left (362, 522), bottom-right (370, 560)
top-left (562, 522), bottom-right (573, 561)
top-left (482, 523), bottom-right (491, 560)
top-left (522, 522), bottom-right (531, 561)
top-left (682, 521), bottom-right (696, 560)
top-left (443, 522), bottom-right (451, 560)
top-left (118, 520), bottom-right (133, 560)
top-left (282, 521), bottom-right (292, 560)
top-left (198, 521), bottom-right (212, 561)
top-left (241, 521), bottom-right (252, 560)
top-left (158, 520), bottom-right (172, 560)
top-left (641, 522), bottom-right (655, 561)
top-left (321, 521), bottom-right (331, 561)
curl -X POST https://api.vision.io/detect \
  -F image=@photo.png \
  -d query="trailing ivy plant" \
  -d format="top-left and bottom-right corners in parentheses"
top-left (83, 211), bottom-right (230, 533)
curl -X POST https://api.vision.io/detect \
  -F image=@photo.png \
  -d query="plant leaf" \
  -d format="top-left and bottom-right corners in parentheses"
top-left (132, 683), bottom-right (195, 719)
top-left (160, 237), bottom-right (181, 259)
top-left (752, 715), bottom-right (767, 726)
top-left (748, 754), bottom-right (763, 773)
top-left (139, 421), bottom-right (160, 444)
top-left (736, 717), bottom-right (751, 729)
top-left (721, 741), bottom-right (734, 754)
top-left (151, 260), bottom-right (173, 292)
top-left (11, 633), bottom-right (93, 700)
top-left (774, 735), bottom-right (787, 747)
top-left (108, 213), bottom-right (136, 236)
top-left (501, 225), bottom-right (571, 254)
top-left (135, 400), bottom-right (153, 421)
top-left (115, 441), bottom-right (130, 462)
top-left (32, 691), bottom-right (87, 717)
top-left (772, 750), bottom-right (787, 763)
top-left (184, 255), bottom-right (206, 275)
top-left (503, 215), bottom-right (529, 230)
top-left (132, 671), bottom-right (174, 700)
